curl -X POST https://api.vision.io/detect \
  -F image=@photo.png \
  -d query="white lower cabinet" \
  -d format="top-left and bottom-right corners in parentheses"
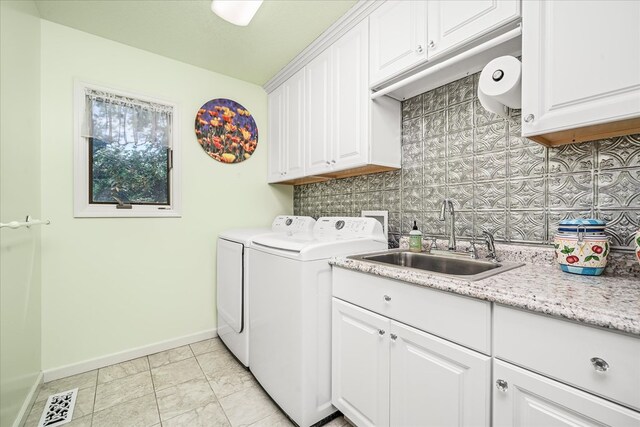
top-left (493, 360), bottom-right (640, 426)
top-left (390, 321), bottom-right (490, 427)
top-left (332, 298), bottom-right (490, 427)
top-left (332, 299), bottom-right (390, 427)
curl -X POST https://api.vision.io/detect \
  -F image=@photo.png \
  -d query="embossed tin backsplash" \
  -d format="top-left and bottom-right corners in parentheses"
top-left (293, 72), bottom-right (640, 251)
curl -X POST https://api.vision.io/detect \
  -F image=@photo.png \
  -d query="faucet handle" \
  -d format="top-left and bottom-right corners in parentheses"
top-left (482, 231), bottom-right (499, 262)
top-left (429, 236), bottom-right (438, 250)
top-left (467, 240), bottom-right (479, 259)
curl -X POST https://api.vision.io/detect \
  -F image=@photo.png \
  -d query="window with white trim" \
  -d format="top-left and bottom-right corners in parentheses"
top-left (74, 82), bottom-right (180, 217)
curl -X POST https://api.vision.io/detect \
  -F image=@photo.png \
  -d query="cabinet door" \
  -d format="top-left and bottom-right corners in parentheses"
top-left (369, 1), bottom-right (428, 86)
top-left (522, 0), bottom-right (640, 137)
top-left (331, 20), bottom-right (369, 171)
top-left (427, 0), bottom-right (520, 58)
top-left (493, 360), bottom-right (640, 426)
top-left (283, 68), bottom-right (305, 179)
top-left (267, 84), bottom-right (285, 183)
top-left (305, 48), bottom-right (332, 175)
top-left (332, 299), bottom-right (390, 427)
top-left (390, 321), bottom-right (491, 427)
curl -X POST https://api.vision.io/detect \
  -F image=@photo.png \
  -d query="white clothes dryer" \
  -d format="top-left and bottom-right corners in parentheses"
top-left (248, 217), bottom-right (387, 427)
top-left (216, 216), bottom-right (316, 367)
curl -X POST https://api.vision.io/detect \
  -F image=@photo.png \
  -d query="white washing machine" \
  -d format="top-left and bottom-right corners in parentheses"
top-left (216, 216), bottom-right (316, 367)
top-left (248, 217), bottom-right (387, 427)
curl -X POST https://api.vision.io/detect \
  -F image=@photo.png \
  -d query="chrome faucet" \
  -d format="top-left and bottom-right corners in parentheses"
top-left (482, 231), bottom-right (499, 262)
top-left (439, 199), bottom-right (456, 251)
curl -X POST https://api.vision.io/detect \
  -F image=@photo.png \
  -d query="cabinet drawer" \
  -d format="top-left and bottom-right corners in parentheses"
top-left (333, 267), bottom-right (491, 354)
top-left (493, 359), bottom-right (640, 426)
top-left (494, 305), bottom-right (640, 410)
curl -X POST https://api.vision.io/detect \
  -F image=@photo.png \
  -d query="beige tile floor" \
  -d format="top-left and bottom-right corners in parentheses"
top-left (25, 338), bottom-right (349, 427)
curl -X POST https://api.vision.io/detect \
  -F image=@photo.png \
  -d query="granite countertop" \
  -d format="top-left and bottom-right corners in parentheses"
top-left (330, 244), bottom-right (640, 336)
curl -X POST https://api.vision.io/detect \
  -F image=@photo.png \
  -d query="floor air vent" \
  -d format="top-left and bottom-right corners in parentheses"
top-left (37, 388), bottom-right (78, 427)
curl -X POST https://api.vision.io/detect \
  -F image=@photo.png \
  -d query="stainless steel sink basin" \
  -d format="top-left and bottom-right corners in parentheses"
top-left (349, 249), bottom-right (523, 281)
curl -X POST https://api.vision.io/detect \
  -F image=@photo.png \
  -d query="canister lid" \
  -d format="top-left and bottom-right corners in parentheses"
top-left (558, 218), bottom-right (606, 226)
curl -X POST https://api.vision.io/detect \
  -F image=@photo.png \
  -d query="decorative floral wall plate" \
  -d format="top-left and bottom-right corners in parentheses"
top-left (195, 98), bottom-right (258, 163)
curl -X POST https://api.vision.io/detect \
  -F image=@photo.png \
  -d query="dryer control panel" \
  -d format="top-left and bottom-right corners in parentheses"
top-left (271, 216), bottom-right (316, 235)
top-left (314, 217), bottom-right (385, 241)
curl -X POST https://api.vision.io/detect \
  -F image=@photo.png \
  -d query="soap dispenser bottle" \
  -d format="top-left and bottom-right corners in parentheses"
top-left (409, 220), bottom-right (422, 253)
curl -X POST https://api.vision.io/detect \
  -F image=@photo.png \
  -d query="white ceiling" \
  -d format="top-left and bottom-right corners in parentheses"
top-left (34, 0), bottom-right (358, 85)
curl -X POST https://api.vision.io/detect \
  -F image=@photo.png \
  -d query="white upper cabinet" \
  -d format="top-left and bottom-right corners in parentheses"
top-left (331, 18), bottom-right (369, 170)
top-left (267, 84), bottom-right (285, 183)
top-left (305, 19), bottom-right (400, 179)
top-left (306, 21), bottom-right (369, 176)
top-left (369, 0), bottom-right (520, 87)
top-left (369, 1), bottom-right (428, 87)
top-left (284, 69), bottom-right (305, 179)
top-left (305, 48), bottom-right (332, 176)
top-left (521, 0), bottom-right (640, 145)
top-left (427, 0), bottom-right (520, 58)
top-left (267, 69), bottom-right (306, 183)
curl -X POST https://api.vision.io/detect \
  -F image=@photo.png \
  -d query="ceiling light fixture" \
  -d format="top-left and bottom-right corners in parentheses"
top-left (211, 0), bottom-right (264, 26)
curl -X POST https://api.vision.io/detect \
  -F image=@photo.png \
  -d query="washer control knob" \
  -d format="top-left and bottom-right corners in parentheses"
top-left (285, 218), bottom-right (293, 226)
top-left (335, 220), bottom-right (345, 230)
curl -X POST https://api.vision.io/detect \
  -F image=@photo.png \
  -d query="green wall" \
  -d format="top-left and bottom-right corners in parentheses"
top-left (40, 21), bottom-right (292, 371)
top-left (0, 2), bottom-right (42, 426)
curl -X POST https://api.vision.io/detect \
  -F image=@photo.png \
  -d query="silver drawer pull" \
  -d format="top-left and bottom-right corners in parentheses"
top-left (383, 295), bottom-right (391, 302)
top-left (495, 379), bottom-right (508, 392)
top-left (390, 333), bottom-right (398, 341)
top-left (590, 357), bottom-right (609, 372)
top-left (378, 329), bottom-right (385, 336)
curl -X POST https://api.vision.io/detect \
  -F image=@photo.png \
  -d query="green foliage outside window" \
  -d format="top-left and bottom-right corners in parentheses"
top-left (86, 92), bottom-right (172, 205)
top-left (91, 139), bottom-right (169, 204)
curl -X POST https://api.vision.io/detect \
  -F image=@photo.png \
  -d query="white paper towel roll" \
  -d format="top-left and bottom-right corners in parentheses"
top-left (478, 56), bottom-right (521, 117)
top-left (478, 89), bottom-right (509, 118)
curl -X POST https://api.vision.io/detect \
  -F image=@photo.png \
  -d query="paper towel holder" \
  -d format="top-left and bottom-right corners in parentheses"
top-left (478, 55), bottom-right (522, 118)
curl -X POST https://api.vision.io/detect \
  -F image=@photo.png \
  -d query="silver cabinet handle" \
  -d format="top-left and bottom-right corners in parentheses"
top-left (428, 40), bottom-right (435, 48)
top-left (496, 379), bottom-right (508, 392)
top-left (378, 329), bottom-right (385, 336)
top-left (416, 44), bottom-right (423, 53)
top-left (390, 333), bottom-right (398, 341)
top-left (590, 357), bottom-right (609, 372)
top-left (383, 295), bottom-right (391, 302)
top-left (325, 161), bottom-right (331, 165)
top-left (331, 160), bottom-right (336, 164)
top-left (524, 114), bottom-right (535, 123)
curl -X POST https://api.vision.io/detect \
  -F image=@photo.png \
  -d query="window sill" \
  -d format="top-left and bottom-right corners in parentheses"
top-left (74, 204), bottom-right (181, 218)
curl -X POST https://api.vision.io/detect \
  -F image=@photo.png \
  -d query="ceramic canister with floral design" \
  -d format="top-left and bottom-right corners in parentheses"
top-left (554, 235), bottom-right (610, 276)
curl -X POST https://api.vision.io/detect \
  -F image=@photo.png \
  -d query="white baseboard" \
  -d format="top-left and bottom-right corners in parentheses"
top-left (42, 328), bottom-right (217, 382)
top-left (13, 371), bottom-right (43, 427)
